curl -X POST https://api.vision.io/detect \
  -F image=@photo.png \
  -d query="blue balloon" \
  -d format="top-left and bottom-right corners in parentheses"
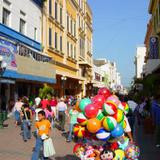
top-left (96, 128), bottom-right (110, 141)
top-left (111, 124), bottom-right (124, 138)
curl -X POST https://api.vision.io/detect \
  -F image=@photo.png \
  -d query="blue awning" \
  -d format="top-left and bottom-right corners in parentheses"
top-left (3, 70), bottom-right (56, 84)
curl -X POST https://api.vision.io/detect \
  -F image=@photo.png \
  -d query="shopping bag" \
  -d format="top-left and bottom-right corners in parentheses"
top-left (43, 138), bottom-right (56, 157)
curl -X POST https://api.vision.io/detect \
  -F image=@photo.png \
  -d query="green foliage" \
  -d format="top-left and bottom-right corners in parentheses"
top-left (39, 84), bottom-right (54, 100)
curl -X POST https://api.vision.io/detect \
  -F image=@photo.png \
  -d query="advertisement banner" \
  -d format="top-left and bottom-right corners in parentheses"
top-left (0, 38), bottom-right (17, 70)
top-left (149, 37), bottom-right (159, 59)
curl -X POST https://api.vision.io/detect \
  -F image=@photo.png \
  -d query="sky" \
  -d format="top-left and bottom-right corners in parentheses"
top-left (88, 0), bottom-right (150, 87)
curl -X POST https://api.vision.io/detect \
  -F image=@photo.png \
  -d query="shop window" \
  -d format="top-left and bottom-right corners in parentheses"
top-left (2, 8), bottom-right (10, 26)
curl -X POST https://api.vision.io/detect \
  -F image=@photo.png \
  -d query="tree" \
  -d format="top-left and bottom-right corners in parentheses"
top-left (39, 84), bottom-right (54, 100)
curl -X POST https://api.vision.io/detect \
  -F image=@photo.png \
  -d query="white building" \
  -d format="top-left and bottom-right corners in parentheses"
top-left (93, 59), bottom-right (122, 91)
top-left (134, 46), bottom-right (146, 79)
top-left (0, 0), bottom-right (42, 43)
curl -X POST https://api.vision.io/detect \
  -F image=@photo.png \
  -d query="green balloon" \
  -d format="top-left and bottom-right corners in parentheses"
top-left (96, 110), bottom-right (105, 121)
top-left (79, 98), bottom-right (92, 112)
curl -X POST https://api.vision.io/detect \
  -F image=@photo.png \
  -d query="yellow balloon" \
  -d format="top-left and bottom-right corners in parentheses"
top-left (114, 149), bottom-right (125, 160)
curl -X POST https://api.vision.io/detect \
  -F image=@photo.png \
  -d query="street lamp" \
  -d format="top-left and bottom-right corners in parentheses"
top-left (0, 55), bottom-right (7, 129)
top-left (61, 75), bottom-right (67, 97)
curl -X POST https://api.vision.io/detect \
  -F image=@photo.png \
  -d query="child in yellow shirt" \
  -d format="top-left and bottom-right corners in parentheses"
top-left (32, 110), bottom-right (51, 160)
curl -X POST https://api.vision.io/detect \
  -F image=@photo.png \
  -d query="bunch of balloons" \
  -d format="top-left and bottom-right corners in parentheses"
top-left (73, 87), bottom-right (140, 160)
top-left (74, 87), bottom-right (128, 141)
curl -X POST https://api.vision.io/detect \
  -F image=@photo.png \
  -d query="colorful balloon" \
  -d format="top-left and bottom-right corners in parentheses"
top-left (113, 109), bottom-right (124, 123)
top-left (103, 116), bottom-right (117, 131)
top-left (114, 149), bottom-right (125, 160)
top-left (98, 87), bottom-right (111, 99)
top-left (77, 112), bottom-right (87, 126)
top-left (96, 110), bottom-right (105, 121)
top-left (79, 98), bottom-right (92, 112)
top-left (85, 103), bottom-right (99, 119)
top-left (107, 95), bottom-right (120, 106)
top-left (103, 101), bottom-right (117, 115)
top-left (73, 125), bottom-right (86, 138)
top-left (119, 119), bottom-right (127, 129)
top-left (111, 124), bottom-right (124, 138)
top-left (87, 118), bottom-right (101, 133)
top-left (125, 143), bottom-right (140, 160)
top-left (121, 102), bottom-right (129, 115)
top-left (96, 128), bottom-right (110, 141)
top-left (92, 95), bottom-right (105, 109)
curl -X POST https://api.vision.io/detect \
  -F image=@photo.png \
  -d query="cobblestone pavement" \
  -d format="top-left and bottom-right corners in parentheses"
top-left (0, 118), bottom-right (160, 160)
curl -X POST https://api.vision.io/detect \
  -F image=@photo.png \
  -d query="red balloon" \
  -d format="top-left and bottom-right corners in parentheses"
top-left (92, 95), bottom-right (105, 109)
top-left (98, 87), bottom-right (111, 99)
top-left (85, 103), bottom-right (99, 119)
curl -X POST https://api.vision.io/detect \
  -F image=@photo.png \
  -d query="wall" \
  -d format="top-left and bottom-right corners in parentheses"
top-left (0, 0), bottom-right (42, 43)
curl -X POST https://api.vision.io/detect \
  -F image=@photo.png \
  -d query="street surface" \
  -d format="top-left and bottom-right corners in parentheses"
top-left (0, 118), bottom-right (160, 160)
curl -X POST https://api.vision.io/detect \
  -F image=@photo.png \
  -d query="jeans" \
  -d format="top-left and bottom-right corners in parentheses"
top-left (67, 123), bottom-right (74, 141)
top-left (31, 137), bottom-right (48, 160)
top-left (58, 111), bottom-right (65, 131)
top-left (22, 120), bottom-right (31, 141)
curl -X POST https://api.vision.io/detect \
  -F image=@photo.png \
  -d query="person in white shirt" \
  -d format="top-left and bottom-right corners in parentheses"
top-left (57, 97), bottom-right (68, 132)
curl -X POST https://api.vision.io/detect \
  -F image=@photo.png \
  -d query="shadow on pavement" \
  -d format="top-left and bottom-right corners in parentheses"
top-left (55, 155), bottom-right (80, 160)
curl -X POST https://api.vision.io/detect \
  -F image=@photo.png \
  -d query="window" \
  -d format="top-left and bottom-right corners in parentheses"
top-left (49, 0), bottom-right (52, 15)
top-left (55, 2), bottom-right (58, 20)
top-left (71, 19), bottom-right (73, 34)
top-left (2, 8), bottom-right (10, 26)
top-left (34, 27), bottom-right (37, 40)
top-left (49, 28), bottom-right (52, 46)
top-left (19, 18), bottom-right (26, 34)
top-left (67, 41), bottom-right (69, 56)
top-left (67, 15), bottom-right (69, 31)
top-left (55, 32), bottom-right (57, 49)
top-left (74, 22), bottom-right (76, 36)
top-left (74, 46), bottom-right (76, 59)
top-left (60, 7), bottom-right (62, 24)
top-left (71, 44), bottom-right (73, 58)
top-left (60, 36), bottom-right (62, 52)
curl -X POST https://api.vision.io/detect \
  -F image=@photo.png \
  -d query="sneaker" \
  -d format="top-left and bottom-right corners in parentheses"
top-left (66, 139), bottom-right (71, 143)
top-left (156, 144), bottom-right (160, 148)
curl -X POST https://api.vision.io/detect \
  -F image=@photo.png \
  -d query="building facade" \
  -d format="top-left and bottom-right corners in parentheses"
top-left (93, 59), bottom-right (122, 92)
top-left (134, 46), bottom-right (146, 79)
top-left (42, 0), bottom-right (93, 97)
top-left (0, 0), bottom-right (56, 110)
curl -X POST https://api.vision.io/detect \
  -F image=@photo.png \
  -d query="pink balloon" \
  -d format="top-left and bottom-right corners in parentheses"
top-left (107, 95), bottom-right (120, 106)
top-left (92, 95), bottom-right (105, 109)
top-left (98, 87), bottom-right (111, 99)
top-left (85, 103), bottom-right (99, 119)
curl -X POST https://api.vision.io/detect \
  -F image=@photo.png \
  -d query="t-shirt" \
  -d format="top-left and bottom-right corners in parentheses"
top-left (41, 99), bottom-right (49, 109)
top-left (50, 99), bottom-right (57, 107)
top-left (69, 109), bottom-right (79, 124)
top-left (44, 109), bottom-right (54, 118)
top-left (35, 119), bottom-right (51, 136)
top-left (14, 102), bottom-right (23, 112)
top-left (57, 102), bottom-right (67, 112)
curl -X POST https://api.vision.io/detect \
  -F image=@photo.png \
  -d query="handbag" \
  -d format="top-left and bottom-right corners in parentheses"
top-left (43, 137), bottom-right (56, 157)
top-left (24, 109), bottom-right (31, 127)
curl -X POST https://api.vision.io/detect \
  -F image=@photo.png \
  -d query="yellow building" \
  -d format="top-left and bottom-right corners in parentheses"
top-left (42, 0), bottom-right (93, 97)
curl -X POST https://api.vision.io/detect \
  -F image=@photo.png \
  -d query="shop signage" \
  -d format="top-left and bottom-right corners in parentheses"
top-left (149, 36), bottom-right (159, 59)
top-left (0, 38), bottom-right (17, 70)
top-left (18, 44), bottom-right (51, 62)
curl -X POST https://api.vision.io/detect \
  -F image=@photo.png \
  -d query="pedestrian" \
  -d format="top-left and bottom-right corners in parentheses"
top-left (44, 105), bottom-right (55, 127)
top-left (57, 97), bottom-right (68, 132)
top-left (20, 104), bottom-right (32, 142)
top-left (31, 110), bottom-right (51, 160)
top-left (66, 107), bottom-right (79, 142)
top-left (13, 98), bottom-right (23, 126)
top-left (50, 96), bottom-right (57, 119)
top-left (41, 98), bottom-right (49, 110)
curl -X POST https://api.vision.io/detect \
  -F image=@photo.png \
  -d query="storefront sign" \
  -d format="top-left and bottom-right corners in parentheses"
top-left (0, 38), bottom-right (17, 70)
top-left (149, 37), bottom-right (159, 59)
top-left (18, 44), bottom-right (51, 62)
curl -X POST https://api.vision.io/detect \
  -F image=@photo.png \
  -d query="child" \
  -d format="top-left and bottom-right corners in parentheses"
top-left (31, 110), bottom-right (51, 160)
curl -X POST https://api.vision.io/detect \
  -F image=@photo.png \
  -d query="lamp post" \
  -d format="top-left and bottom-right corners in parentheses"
top-left (61, 75), bottom-right (67, 97)
top-left (0, 55), bottom-right (7, 129)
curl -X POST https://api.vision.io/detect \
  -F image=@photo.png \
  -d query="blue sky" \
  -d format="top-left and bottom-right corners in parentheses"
top-left (88, 0), bottom-right (150, 87)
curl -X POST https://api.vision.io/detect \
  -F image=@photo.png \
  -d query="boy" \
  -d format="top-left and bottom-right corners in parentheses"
top-left (32, 110), bottom-right (51, 160)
